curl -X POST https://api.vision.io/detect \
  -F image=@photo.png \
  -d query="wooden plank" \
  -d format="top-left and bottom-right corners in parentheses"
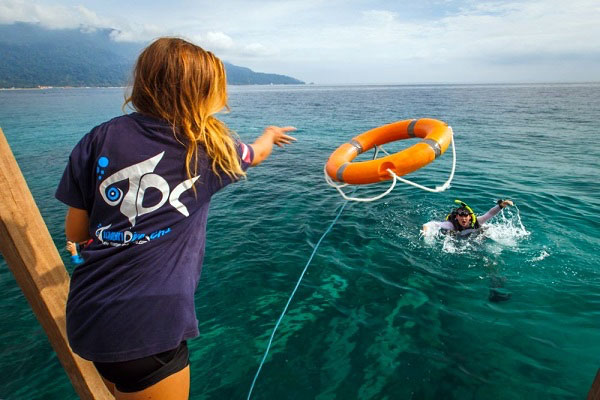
top-left (589, 368), bottom-right (600, 400)
top-left (0, 127), bottom-right (112, 399)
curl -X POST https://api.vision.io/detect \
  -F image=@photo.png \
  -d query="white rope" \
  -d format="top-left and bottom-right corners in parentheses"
top-left (393, 134), bottom-right (456, 193)
top-left (247, 199), bottom-right (350, 399)
top-left (325, 131), bottom-right (456, 201)
top-left (324, 164), bottom-right (398, 202)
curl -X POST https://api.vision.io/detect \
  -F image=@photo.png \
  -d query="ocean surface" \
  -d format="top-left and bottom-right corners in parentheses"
top-left (0, 83), bottom-right (599, 399)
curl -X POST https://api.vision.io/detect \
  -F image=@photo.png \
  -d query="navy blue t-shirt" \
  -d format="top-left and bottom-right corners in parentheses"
top-left (55, 112), bottom-right (253, 362)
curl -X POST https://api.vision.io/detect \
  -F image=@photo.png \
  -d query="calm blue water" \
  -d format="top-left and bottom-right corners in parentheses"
top-left (0, 84), bottom-right (599, 399)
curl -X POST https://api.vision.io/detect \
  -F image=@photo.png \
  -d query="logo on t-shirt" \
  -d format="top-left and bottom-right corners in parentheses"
top-left (98, 152), bottom-right (199, 227)
top-left (94, 223), bottom-right (172, 246)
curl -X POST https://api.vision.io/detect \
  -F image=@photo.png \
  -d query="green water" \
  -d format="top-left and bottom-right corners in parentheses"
top-left (0, 84), bottom-right (599, 399)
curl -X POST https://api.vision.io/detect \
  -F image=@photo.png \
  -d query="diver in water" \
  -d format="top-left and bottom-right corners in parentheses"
top-left (422, 199), bottom-right (514, 237)
top-left (422, 199), bottom-right (515, 302)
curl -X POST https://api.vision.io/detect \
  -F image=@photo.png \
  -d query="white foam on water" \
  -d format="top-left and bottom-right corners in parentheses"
top-left (421, 205), bottom-right (530, 254)
top-left (420, 222), bottom-right (442, 246)
top-left (530, 249), bottom-right (550, 262)
top-left (421, 222), bottom-right (480, 254)
top-left (482, 205), bottom-right (530, 247)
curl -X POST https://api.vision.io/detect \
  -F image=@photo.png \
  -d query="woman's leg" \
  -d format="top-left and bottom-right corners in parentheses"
top-left (115, 365), bottom-right (190, 400)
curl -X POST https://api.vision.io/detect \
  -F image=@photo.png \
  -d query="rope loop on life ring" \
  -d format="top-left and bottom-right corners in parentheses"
top-left (324, 119), bottom-right (456, 201)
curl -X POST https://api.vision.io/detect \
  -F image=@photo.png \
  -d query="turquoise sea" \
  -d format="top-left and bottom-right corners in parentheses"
top-left (0, 83), bottom-right (599, 399)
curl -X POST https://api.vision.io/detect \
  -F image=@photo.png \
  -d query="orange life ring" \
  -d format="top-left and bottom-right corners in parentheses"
top-left (325, 118), bottom-right (453, 185)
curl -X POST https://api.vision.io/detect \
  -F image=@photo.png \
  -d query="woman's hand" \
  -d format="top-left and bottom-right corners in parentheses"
top-left (268, 126), bottom-right (297, 148)
top-left (250, 126), bottom-right (297, 166)
top-left (66, 241), bottom-right (78, 256)
top-left (499, 199), bottom-right (514, 208)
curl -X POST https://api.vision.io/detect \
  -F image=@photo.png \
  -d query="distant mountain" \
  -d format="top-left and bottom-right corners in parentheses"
top-left (0, 23), bottom-right (304, 88)
top-left (223, 62), bottom-right (302, 85)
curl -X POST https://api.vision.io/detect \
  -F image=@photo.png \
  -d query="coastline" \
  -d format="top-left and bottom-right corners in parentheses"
top-left (2, 81), bottom-right (599, 91)
top-left (0, 83), bottom-right (311, 90)
top-left (0, 86), bottom-right (127, 91)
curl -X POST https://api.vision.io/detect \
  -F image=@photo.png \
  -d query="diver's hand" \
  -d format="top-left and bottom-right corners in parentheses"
top-left (499, 199), bottom-right (514, 208)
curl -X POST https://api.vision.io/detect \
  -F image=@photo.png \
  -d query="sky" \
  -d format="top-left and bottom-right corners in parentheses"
top-left (1, 0), bottom-right (599, 84)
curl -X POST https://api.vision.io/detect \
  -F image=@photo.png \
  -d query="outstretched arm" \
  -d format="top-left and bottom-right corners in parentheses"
top-left (422, 220), bottom-right (454, 232)
top-left (478, 200), bottom-right (514, 225)
top-left (250, 126), bottom-right (297, 166)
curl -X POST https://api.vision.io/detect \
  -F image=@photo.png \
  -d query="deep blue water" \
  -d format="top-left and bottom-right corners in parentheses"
top-left (0, 84), bottom-right (599, 399)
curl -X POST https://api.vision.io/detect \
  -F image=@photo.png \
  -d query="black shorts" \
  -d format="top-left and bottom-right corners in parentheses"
top-left (93, 341), bottom-right (189, 393)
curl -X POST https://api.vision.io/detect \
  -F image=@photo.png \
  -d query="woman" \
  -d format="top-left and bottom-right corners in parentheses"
top-left (55, 37), bottom-right (296, 399)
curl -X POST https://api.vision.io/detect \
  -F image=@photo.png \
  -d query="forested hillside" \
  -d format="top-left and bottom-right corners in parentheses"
top-left (0, 23), bottom-right (303, 87)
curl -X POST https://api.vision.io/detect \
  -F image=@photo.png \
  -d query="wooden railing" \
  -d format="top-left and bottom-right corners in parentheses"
top-left (0, 127), bottom-right (112, 399)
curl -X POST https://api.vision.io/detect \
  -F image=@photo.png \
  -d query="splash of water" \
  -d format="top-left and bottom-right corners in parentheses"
top-left (483, 204), bottom-right (530, 247)
top-left (421, 223), bottom-right (477, 254)
top-left (421, 205), bottom-right (530, 253)
top-left (530, 249), bottom-right (550, 262)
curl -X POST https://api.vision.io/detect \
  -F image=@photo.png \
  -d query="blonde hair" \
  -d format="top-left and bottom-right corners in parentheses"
top-left (125, 37), bottom-right (245, 185)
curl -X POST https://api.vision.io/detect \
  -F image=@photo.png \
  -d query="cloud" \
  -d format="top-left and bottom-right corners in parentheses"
top-left (0, 0), bottom-right (276, 57)
top-left (243, 0), bottom-right (600, 82)
top-left (240, 42), bottom-right (276, 57)
top-left (204, 31), bottom-right (234, 50)
top-left (182, 31), bottom-right (275, 59)
top-left (0, 0), bottom-right (164, 43)
top-left (434, 0), bottom-right (600, 63)
top-left (1, 0), bottom-right (599, 83)
top-left (108, 24), bottom-right (164, 43)
top-left (361, 9), bottom-right (398, 24)
top-left (0, 0), bottom-right (110, 30)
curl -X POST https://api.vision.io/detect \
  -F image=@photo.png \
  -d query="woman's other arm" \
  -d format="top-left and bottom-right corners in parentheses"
top-left (65, 207), bottom-right (90, 243)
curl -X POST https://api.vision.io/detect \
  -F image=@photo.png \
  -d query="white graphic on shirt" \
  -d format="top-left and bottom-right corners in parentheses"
top-left (170, 176), bottom-right (200, 217)
top-left (99, 152), bottom-right (199, 226)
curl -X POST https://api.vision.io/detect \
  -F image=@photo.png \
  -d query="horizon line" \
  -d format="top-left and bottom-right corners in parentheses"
top-left (2, 81), bottom-right (600, 91)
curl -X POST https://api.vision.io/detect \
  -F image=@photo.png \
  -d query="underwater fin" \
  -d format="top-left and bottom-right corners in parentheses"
top-left (489, 289), bottom-right (512, 302)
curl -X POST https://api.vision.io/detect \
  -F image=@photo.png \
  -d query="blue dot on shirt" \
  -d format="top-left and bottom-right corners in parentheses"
top-left (98, 157), bottom-right (109, 168)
